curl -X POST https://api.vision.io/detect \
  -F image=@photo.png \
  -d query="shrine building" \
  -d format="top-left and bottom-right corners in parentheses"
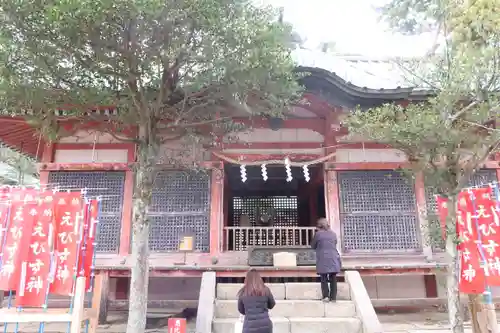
top-left (2, 49), bottom-right (499, 313)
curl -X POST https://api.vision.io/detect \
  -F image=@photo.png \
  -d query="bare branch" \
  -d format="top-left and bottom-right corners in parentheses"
top-left (448, 101), bottom-right (479, 123)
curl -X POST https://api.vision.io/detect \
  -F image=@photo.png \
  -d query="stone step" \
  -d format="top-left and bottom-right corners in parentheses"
top-left (216, 282), bottom-right (350, 301)
top-left (212, 317), bottom-right (361, 333)
top-left (215, 299), bottom-right (356, 318)
top-left (289, 317), bottom-right (361, 333)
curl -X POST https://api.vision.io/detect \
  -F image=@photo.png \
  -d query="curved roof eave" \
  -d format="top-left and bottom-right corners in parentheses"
top-left (295, 66), bottom-right (434, 101)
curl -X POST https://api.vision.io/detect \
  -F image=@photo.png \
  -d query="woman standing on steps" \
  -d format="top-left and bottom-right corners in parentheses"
top-left (237, 269), bottom-right (276, 333)
top-left (311, 217), bottom-right (342, 303)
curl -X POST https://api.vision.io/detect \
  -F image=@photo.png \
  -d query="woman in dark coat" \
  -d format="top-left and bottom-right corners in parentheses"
top-left (311, 218), bottom-right (342, 302)
top-left (237, 269), bottom-right (276, 333)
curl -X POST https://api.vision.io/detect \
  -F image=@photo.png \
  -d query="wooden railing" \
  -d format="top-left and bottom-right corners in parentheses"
top-left (223, 226), bottom-right (316, 251)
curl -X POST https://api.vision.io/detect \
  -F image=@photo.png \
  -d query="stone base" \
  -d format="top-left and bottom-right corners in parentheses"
top-left (216, 282), bottom-right (350, 301)
top-left (248, 246), bottom-right (315, 266)
top-left (213, 317), bottom-right (290, 333)
top-left (215, 300), bottom-right (356, 318)
top-left (273, 252), bottom-right (297, 267)
top-left (289, 317), bottom-right (361, 333)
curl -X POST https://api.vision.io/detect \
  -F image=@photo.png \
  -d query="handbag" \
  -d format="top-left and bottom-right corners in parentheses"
top-left (233, 315), bottom-right (244, 333)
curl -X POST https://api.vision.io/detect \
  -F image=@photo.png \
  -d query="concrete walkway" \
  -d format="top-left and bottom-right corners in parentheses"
top-left (380, 311), bottom-right (499, 333)
top-left (0, 310), bottom-right (497, 332)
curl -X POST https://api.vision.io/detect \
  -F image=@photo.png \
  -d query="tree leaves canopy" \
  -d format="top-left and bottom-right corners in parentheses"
top-left (0, 0), bottom-right (302, 143)
top-left (345, 0), bottom-right (500, 196)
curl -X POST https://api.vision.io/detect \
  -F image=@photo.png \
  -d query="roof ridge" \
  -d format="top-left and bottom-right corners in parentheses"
top-left (294, 48), bottom-right (421, 62)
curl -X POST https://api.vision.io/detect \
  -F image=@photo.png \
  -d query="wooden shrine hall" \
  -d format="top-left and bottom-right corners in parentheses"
top-left (2, 50), bottom-right (500, 314)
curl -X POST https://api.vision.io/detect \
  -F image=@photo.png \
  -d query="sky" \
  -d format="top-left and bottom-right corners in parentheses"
top-left (263, 0), bottom-right (435, 57)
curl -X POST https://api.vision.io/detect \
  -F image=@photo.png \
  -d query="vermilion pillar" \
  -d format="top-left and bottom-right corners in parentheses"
top-left (324, 169), bottom-right (342, 253)
top-left (39, 142), bottom-right (54, 187)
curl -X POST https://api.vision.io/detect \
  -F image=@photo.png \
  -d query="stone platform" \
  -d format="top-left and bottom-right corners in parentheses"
top-left (213, 282), bottom-right (360, 333)
top-left (1, 310), bottom-right (499, 333)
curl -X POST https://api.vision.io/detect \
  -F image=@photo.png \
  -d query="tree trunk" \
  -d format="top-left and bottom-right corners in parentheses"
top-left (469, 294), bottom-right (482, 333)
top-left (126, 135), bottom-right (157, 333)
top-left (445, 195), bottom-right (465, 333)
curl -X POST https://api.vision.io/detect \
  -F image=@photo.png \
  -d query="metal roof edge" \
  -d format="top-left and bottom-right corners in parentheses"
top-left (295, 66), bottom-right (434, 101)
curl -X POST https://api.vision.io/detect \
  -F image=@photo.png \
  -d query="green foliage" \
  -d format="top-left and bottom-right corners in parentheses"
top-left (346, 0), bottom-right (500, 249)
top-left (379, 0), bottom-right (442, 34)
top-left (0, 144), bottom-right (39, 185)
top-left (0, 0), bottom-right (302, 149)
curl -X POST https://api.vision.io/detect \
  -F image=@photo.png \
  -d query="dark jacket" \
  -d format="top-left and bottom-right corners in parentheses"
top-left (311, 229), bottom-right (341, 274)
top-left (237, 287), bottom-right (276, 333)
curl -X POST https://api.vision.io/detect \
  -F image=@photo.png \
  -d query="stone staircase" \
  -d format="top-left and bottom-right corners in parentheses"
top-left (212, 281), bottom-right (362, 333)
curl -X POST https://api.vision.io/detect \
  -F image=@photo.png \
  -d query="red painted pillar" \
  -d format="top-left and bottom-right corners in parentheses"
top-left (39, 142), bottom-right (54, 187)
top-left (325, 169), bottom-right (342, 253)
top-left (119, 145), bottom-right (136, 255)
top-left (323, 108), bottom-right (341, 251)
top-left (209, 165), bottom-right (224, 256)
top-left (119, 171), bottom-right (134, 255)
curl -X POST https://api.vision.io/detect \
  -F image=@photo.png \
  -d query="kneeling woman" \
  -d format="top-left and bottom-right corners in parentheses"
top-left (311, 218), bottom-right (342, 302)
top-left (237, 269), bottom-right (276, 333)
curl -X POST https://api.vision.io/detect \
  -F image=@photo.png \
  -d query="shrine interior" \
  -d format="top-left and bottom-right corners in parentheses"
top-left (223, 164), bottom-right (325, 251)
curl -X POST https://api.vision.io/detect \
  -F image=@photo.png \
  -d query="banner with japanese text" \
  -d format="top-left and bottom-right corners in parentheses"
top-left (0, 189), bottom-right (38, 291)
top-left (50, 192), bottom-right (84, 296)
top-left (16, 191), bottom-right (55, 307)
top-left (0, 187), bottom-right (11, 228)
top-left (436, 191), bottom-right (473, 248)
top-left (79, 199), bottom-right (98, 291)
top-left (437, 187), bottom-right (500, 294)
top-left (469, 188), bottom-right (500, 286)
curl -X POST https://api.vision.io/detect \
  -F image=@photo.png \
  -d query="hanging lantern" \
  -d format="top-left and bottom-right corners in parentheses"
top-left (303, 165), bottom-right (310, 182)
top-left (240, 165), bottom-right (247, 182)
top-left (261, 164), bottom-right (268, 181)
top-left (284, 157), bottom-right (293, 182)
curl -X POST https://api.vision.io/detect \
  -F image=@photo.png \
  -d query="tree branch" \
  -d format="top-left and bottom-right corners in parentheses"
top-left (448, 101), bottom-right (479, 124)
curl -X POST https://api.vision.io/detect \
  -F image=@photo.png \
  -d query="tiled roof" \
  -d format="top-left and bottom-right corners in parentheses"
top-left (0, 162), bottom-right (39, 186)
top-left (292, 48), bottom-right (428, 91)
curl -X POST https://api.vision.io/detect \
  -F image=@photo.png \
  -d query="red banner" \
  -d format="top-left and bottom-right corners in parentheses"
top-left (0, 188), bottom-right (99, 303)
top-left (168, 318), bottom-right (186, 333)
top-left (0, 187), bottom-right (11, 226)
top-left (436, 192), bottom-right (472, 248)
top-left (459, 244), bottom-right (486, 293)
top-left (0, 189), bottom-right (38, 291)
top-left (16, 191), bottom-right (55, 307)
top-left (0, 187), bottom-right (11, 246)
top-left (50, 192), bottom-right (84, 296)
top-left (79, 199), bottom-right (98, 291)
top-left (439, 187), bottom-right (500, 293)
top-left (454, 191), bottom-right (486, 293)
top-left (469, 188), bottom-right (500, 286)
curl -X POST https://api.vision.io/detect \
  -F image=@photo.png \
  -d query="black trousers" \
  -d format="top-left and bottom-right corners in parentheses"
top-left (319, 273), bottom-right (337, 300)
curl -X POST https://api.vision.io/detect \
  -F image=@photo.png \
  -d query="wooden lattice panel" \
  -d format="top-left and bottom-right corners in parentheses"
top-left (48, 171), bottom-right (125, 253)
top-left (425, 169), bottom-right (498, 251)
top-left (231, 196), bottom-right (300, 250)
top-left (147, 170), bottom-right (211, 252)
top-left (338, 170), bottom-right (421, 252)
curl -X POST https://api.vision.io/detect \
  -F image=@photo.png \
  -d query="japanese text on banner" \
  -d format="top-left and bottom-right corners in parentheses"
top-left (0, 189), bottom-right (38, 291)
top-left (16, 191), bottom-right (55, 307)
top-left (79, 199), bottom-right (98, 291)
top-left (436, 191), bottom-right (487, 293)
top-left (469, 187), bottom-right (500, 286)
top-left (50, 192), bottom-right (83, 296)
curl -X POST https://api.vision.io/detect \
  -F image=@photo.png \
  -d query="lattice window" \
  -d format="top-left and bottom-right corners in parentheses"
top-left (425, 169), bottom-right (498, 251)
top-left (338, 170), bottom-right (421, 252)
top-left (48, 171), bottom-right (125, 253)
top-left (425, 169), bottom-right (498, 213)
top-left (148, 170), bottom-right (210, 252)
top-left (231, 196), bottom-right (299, 250)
